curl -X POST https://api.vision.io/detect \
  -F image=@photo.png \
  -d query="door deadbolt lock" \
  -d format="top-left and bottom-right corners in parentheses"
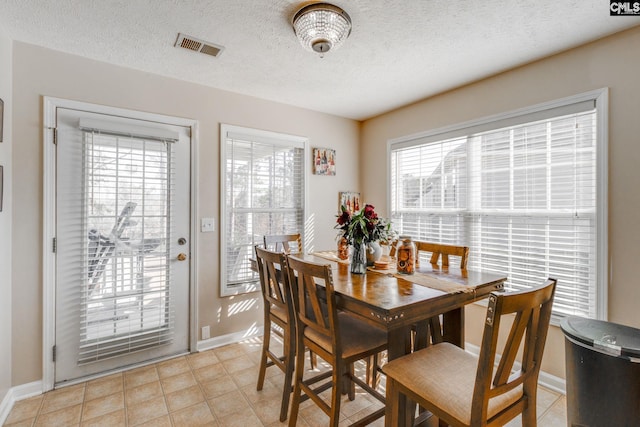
top-left (178, 237), bottom-right (187, 245)
top-left (177, 253), bottom-right (187, 261)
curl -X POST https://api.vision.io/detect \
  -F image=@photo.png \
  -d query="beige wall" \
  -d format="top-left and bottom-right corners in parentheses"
top-left (0, 28), bottom-right (13, 401)
top-left (361, 26), bottom-right (640, 379)
top-left (11, 42), bottom-right (360, 385)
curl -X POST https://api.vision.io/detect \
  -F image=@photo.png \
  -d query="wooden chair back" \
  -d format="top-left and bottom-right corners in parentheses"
top-left (263, 233), bottom-right (302, 254)
top-left (254, 246), bottom-right (294, 320)
top-left (285, 255), bottom-right (339, 355)
top-left (414, 240), bottom-right (469, 269)
top-left (472, 278), bottom-right (556, 424)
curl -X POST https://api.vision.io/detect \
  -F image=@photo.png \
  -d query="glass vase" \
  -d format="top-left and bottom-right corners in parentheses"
top-left (351, 242), bottom-right (367, 274)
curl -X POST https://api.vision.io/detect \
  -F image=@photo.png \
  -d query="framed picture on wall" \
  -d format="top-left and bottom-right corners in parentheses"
top-left (338, 191), bottom-right (360, 214)
top-left (312, 147), bottom-right (336, 176)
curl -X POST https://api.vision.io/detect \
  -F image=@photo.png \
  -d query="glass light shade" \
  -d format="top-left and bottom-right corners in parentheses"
top-left (292, 3), bottom-right (352, 55)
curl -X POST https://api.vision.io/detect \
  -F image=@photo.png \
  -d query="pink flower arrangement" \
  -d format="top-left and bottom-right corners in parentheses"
top-left (335, 204), bottom-right (394, 245)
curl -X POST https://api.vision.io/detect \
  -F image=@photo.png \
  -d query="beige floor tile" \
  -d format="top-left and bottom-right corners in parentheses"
top-left (40, 384), bottom-right (85, 415)
top-left (34, 403), bottom-right (82, 426)
top-left (135, 414), bottom-right (173, 427)
top-left (238, 338), bottom-right (263, 354)
top-left (249, 397), bottom-right (285, 425)
top-left (241, 381), bottom-right (282, 405)
top-left (160, 371), bottom-right (197, 394)
top-left (84, 373), bottom-right (123, 402)
top-left (221, 355), bottom-right (255, 374)
top-left (208, 390), bottom-right (251, 419)
top-left (4, 395), bottom-right (43, 424)
top-left (81, 391), bottom-right (124, 421)
top-left (217, 408), bottom-right (262, 427)
top-left (171, 401), bottom-right (217, 426)
top-left (194, 363), bottom-right (226, 384)
top-left (156, 356), bottom-right (190, 379)
top-left (126, 395), bottom-right (168, 426)
top-left (538, 395), bottom-right (567, 427)
top-left (213, 344), bottom-right (247, 361)
top-left (165, 384), bottom-right (205, 413)
top-left (229, 366), bottom-right (260, 388)
top-left (80, 408), bottom-right (125, 426)
top-left (187, 351), bottom-right (220, 370)
top-left (125, 365), bottom-right (160, 389)
top-left (4, 418), bottom-right (36, 427)
top-left (201, 376), bottom-right (239, 399)
top-left (125, 381), bottom-right (163, 406)
top-left (297, 402), bottom-right (347, 427)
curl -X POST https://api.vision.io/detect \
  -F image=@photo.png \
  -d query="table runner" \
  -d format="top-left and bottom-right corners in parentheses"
top-left (310, 251), bottom-right (350, 265)
top-left (368, 266), bottom-right (473, 294)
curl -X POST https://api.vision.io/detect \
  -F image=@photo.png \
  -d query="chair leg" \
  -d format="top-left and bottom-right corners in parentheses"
top-left (385, 377), bottom-right (400, 427)
top-left (330, 361), bottom-right (343, 427)
top-left (309, 349), bottom-right (317, 369)
top-left (288, 338), bottom-right (306, 427)
top-left (365, 353), bottom-right (379, 388)
top-left (279, 328), bottom-right (296, 422)
top-left (521, 391), bottom-right (537, 427)
top-left (257, 322), bottom-right (271, 391)
top-left (347, 363), bottom-right (355, 401)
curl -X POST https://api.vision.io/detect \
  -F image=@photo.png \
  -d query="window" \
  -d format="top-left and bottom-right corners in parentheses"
top-left (220, 125), bottom-right (307, 296)
top-left (390, 90), bottom-right (608, 320)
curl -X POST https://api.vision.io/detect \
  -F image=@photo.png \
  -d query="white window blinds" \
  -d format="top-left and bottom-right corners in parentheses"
top-left (220, 125), bottom-right (306, 296)
top-left (390, 92), bottom-right (607, 320)
top-left (75, 130), bottom-right (176, 363)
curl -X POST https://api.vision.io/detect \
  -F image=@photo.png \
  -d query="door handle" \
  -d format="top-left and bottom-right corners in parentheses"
top-left (177, 253), bottom-right (187, 261)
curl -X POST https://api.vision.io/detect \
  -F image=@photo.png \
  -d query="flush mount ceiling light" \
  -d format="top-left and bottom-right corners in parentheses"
top-left (292, 3), bottom-right (352, 56)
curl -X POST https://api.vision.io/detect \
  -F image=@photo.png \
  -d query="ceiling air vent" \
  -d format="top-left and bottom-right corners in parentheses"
top-left (175, 33), bottom-right (224, 58)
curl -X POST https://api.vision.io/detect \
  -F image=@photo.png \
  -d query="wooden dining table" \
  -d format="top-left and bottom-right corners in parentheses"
top-left (298, 252), bottom-right (506, 359)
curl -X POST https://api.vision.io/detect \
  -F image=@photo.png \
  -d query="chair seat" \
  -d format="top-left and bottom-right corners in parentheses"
top-left (383, 342), bottom-right (523, 425)
top-left (305, 312), bottom-right (387, 360)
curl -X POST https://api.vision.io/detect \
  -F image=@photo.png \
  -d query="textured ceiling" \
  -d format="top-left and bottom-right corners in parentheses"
top-left (0, 1), bottom-right (638, 120)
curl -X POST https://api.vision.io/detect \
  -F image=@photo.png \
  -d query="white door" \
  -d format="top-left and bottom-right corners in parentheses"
top-left (54, 107), bottom-right (191, 385)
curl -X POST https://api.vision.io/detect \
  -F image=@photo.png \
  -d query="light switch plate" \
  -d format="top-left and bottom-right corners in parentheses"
top-left (201, 218), bottom-right (215, 232)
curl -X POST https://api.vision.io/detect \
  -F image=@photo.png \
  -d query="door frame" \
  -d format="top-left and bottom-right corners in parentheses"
top-left (42, 97), bottom-right (199, 391)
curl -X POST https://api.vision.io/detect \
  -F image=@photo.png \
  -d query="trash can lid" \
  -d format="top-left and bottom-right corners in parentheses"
top-left (561, 316), bottom-right (640, 358)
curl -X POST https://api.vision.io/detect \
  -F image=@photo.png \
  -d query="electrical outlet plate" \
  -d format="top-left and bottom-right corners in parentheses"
top-left (201, 325), bottom-right (210, 340)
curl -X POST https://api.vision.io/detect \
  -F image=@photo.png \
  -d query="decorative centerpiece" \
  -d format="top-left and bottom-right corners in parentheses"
top-left (335, 204), bottom-right (394, 274)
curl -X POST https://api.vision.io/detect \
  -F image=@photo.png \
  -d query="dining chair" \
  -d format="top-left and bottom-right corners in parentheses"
top-left (414, 240), bottom-right (469, 269)
top-left (254, 246), bottom-right (298, 422)
top-left (412, 240), bottom-right (470, 350)
top-left (383, 278), bottom-right (557, 427)
top-left (264, 233), bottom-right (303, 254)
top-left (286, 255), bottom-right (388, 427)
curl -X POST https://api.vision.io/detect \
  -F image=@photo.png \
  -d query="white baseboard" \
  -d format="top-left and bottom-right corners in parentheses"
top-left (0, 381), bottom-right (43, 425)
top-left (196, 327), bottom-right (263, 352)
top-left (465, 342), bottom-right (565, 394)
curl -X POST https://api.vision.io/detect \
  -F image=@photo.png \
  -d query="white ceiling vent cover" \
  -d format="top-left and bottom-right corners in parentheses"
top-left (175, 33), bottom-right (224, 58)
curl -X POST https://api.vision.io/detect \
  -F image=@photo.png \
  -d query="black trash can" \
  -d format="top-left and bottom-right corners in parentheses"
top-left (561, 316), bottom-right (640, 427)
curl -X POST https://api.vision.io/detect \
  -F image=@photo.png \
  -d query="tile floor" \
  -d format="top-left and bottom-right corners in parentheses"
top-left (3, 337), bottom-right (568, 426)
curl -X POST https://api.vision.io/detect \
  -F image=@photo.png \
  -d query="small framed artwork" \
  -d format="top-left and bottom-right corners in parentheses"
top-left (313, 147), bottom-right (336, 176)
top-left (339, 191), bottom-right (360, 214)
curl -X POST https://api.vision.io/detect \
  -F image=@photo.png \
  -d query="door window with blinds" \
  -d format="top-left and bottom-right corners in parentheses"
top-left (52, 105), bottom-right (191, 385)
top-left (220, 125), bottom-right (307, 296)
top-left (389, 90), bottom-right (607, 320)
